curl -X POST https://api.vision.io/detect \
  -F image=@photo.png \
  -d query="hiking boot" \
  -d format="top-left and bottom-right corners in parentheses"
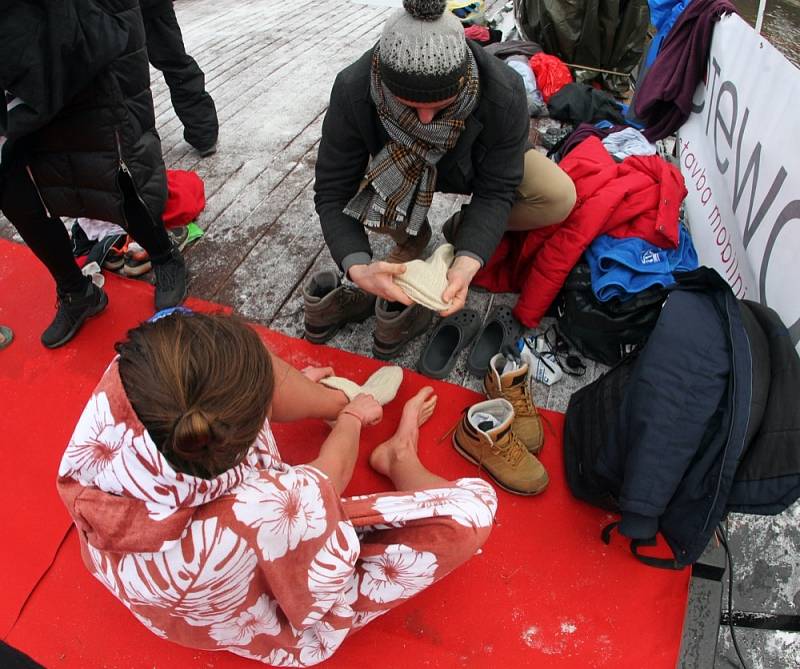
top-left (373, 298), bottom-right (434, 360)
top-left (303, 271), bottom-right (376, 344)
top-left (453, 398), bottom-right (549, 495)
top-left (484, 353), bottom-right (544, 454)
top-left (385, 220), bottom-right (432, 264)
top-left (152, 245), bottom-right (188, 311)
top-left (41, 281), bottom-right (108, 349)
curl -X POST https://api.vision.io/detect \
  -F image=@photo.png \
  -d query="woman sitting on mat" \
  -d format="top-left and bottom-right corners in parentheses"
top-left (57, 311), bottom-right (496, 666)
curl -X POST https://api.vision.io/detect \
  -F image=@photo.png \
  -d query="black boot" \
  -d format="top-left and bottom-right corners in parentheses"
top-left (41, 281), bottom-right (108, 349)
top-left (152, 245), bottom-right (188, 311)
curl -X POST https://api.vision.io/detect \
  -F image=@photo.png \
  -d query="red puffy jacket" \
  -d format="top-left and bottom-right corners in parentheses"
top-left (473, 137), bottom-right (687, 327)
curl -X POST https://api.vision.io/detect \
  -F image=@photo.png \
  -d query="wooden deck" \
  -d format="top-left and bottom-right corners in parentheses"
top-left (1, 1), bottom-right (798, 666)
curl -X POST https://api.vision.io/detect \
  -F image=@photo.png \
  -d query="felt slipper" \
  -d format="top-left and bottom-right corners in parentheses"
top-left (320, 366), bottom-right (403, 405)
top-left (394, 243), bottom-right (455, 312)
top-left (0, 326), bottom-right (13, 350)
top-left (467, 305), bottom-right (522, 377)
top-left (417, 309), bottom-right (481, 380)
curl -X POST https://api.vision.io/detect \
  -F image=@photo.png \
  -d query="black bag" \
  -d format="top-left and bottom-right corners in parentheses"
top-left (514, 0), bottom-right (650, 74)
top-left (556, 262), bottom-right (667, 365)
top-left (563, 352), bottom-right (636, 512)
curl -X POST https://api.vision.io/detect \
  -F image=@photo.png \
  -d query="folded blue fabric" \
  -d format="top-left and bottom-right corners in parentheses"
top-left (586, 225), bottom-right (699, 301)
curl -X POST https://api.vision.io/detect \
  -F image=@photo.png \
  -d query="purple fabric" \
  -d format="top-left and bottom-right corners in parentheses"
top-left (634, 0), bottom-right (737, 141)
top-left (555, 123), bottom-right (628, 162)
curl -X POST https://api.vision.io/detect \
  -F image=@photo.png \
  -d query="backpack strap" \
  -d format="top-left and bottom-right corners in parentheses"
top-left (601, 522), bottom-right (683, 570)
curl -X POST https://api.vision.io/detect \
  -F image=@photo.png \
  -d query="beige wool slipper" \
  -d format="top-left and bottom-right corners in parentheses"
top-left (394, 243), bottom-right (455, 312)
top-left (320, 365), bottom-right (403, 405)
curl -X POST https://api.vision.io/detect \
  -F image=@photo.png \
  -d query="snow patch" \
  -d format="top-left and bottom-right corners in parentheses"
top-left (521, 626), bottom-right (539, 648)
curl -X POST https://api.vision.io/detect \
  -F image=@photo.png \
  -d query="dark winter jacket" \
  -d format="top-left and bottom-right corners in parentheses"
top-left (138, 0), bottom-right (174, 19)
top-left (314, 41), bottom-right (529, 271)
top-left (564, 268), bottom-right (800, 567)
top-left (0, 0), bottom-right (167, 225)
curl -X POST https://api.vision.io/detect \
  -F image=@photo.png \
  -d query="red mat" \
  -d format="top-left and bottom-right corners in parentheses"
top-left (0, 238), bottom-right (690, 667)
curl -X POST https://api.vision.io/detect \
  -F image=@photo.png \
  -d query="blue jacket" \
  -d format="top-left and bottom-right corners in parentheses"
top-left (564, 267), bottom-right (800, 567)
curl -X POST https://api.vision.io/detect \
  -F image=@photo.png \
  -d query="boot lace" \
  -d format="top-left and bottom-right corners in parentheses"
top-left (504, 381), bottom-right (536, 417)
top-left (50, 294), bottom-right (79, 330)
top-left (489, 430), bottom-right (527, 467)
top-left (341, 287), bottom-right (362, 305)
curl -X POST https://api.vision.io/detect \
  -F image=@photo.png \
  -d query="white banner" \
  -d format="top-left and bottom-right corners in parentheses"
top-left (678, 14), bottom-right (800, 351)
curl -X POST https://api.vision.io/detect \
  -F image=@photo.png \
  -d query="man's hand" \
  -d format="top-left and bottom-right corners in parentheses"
top-left (338, 393), bottom-right (383, 426)
top-left (440, 255), bottom-right (482, 317)
top-left (349, 262), bottom-right (413, 305)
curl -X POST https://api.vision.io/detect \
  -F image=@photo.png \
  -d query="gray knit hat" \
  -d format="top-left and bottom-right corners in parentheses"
top-left (379, 0), bottom-right (468, 103)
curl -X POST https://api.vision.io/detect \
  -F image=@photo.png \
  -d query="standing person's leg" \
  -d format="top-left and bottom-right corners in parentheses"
top-left (118, 171), bottom-right (188, 310)
top-left (143, 3), bottom-right (218, 153)
top-left (505, 149), bottom-right (577, 231)
top-left (0, 162), bottom-right (107, 348)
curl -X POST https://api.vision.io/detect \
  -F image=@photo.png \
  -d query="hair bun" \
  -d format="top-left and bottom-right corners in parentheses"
top-left (402, 0), bottom-right (447, 21)
top-left (171, 408), bottom-right (213, 460)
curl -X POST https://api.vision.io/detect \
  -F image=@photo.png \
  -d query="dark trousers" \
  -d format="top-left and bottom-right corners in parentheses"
top-left (0, 161), bottom-right (171, 294)
top-left (143, 3), bottom-right (218, 150)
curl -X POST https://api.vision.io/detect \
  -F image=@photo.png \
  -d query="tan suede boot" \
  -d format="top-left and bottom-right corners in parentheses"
top-left (483, 353), bottom-right (544, 455)
top-left (453, 398), bottom-right (549, 496)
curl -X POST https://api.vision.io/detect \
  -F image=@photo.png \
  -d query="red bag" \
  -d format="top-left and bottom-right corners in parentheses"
top-left (529, 53), bottom-right (572, 103)
top-left (163, 170), bottom-right (205, 228)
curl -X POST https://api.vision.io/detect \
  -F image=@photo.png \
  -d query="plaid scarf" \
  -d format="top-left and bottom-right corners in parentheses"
top-left (344, 47), bottom-right (479, 235)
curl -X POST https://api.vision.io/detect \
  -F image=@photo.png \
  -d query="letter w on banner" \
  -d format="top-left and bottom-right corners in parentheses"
top-left (678, 14), bottom-right (800, 352)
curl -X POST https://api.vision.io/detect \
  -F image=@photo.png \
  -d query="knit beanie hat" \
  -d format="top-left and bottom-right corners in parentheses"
top-left (379, 0), bottom-right (468, 103)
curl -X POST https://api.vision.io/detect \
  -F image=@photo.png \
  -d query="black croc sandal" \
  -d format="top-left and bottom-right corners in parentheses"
top-left (417, 309), bottom-right (481, 380)
top-left (466, 305), bottom-right (522, 377)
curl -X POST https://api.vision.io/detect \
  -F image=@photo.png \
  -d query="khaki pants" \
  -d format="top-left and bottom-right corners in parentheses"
top-left (506, 148), bottom-right (576, 231)
top-left (370, 147), bottom-right (576, 245)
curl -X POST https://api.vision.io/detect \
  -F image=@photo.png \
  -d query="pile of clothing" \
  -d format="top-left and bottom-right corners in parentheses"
top-left (474, 127), bottom-right (696, 333)
top-left (70, 169), bottom-right (206, 279)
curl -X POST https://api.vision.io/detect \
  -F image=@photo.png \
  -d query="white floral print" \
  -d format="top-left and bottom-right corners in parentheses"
top-left (58, 360), bottom-right (496, 667)
top-left (359, 544), bottom-right (437, 603)
top-left (59, 391), bottom-right (132, 488)
top-left (209, 595), bottom-right (281, 646)
top-left (302, 521), bottom-right (360, 625)
top-left (296, 622), bottom-right (349, 666)
top-left (232, 467), bottom-right (328, 561)
top-left (117, 518), bottom-right (256, 626)
top-left (94, 431), bottom-right (249, 522)
top-left (371, 480), bottom-right (497, 529)
top-left (87, 543), bottom-right (121, 597)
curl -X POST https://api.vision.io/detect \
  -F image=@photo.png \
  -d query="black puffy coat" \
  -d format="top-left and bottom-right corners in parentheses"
top-left (1, 0), bottom-right (167, 225)
top-left (564, 268), bottom-right (800, 567)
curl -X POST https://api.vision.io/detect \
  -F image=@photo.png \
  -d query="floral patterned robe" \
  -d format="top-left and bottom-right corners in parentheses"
top-left (57, 361), bottom-right (497, 666)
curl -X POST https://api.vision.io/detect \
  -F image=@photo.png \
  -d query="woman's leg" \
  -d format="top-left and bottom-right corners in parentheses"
top-left (505, 148), bottom-right (577, 231)
top-left (369, 387), bottom-right (446, 489)
top-left (0, 162), bottom-right (88, 294)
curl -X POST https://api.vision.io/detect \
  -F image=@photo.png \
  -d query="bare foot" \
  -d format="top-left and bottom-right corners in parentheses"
top-left (369, 387), bottom-right (437, 477)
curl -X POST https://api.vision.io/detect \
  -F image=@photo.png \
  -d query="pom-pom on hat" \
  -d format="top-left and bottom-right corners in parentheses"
top-left (379, 0), bottom-right (468, 103)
